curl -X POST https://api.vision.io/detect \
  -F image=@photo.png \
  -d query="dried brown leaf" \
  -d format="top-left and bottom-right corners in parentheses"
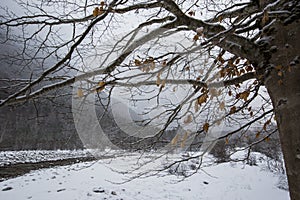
top-left (203, 123), bottom-right (209, 133)
top-left (255, 132), bottom-right (260, 138)
top-left (229, 106), bottom-right (236, 114)
top-left (219, 101), bottom-right (225, 110)
top-left (77, 89), bottom-right (84, 98)
top-left (197, 93), bottom-right (208, 105)
top-left (184, 114), bottom-right (193, 124)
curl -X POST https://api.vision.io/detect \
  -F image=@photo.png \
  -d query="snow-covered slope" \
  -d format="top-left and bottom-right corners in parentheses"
top-left (0, 151), bottom-right (289, 200)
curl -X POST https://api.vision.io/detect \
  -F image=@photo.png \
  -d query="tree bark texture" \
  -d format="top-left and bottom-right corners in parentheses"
top-left (264, 20), bottom-right (300, 200)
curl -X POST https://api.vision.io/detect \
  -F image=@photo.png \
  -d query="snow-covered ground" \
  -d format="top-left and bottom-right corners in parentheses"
top-left (0, 150), bottom-right (290, 200)
top-left (0, 150), bottom-right (93, 166)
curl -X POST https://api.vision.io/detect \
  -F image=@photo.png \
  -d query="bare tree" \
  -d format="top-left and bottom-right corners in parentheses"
top-left (0, 0), bottom-right (299, 199)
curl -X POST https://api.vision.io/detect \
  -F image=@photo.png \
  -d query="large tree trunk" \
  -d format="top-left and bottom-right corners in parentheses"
top-left (264, 20), bottom-right (300, 200)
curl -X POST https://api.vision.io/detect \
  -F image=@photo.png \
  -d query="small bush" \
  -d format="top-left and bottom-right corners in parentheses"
top-left (209, 139), bottom-right (234, 163)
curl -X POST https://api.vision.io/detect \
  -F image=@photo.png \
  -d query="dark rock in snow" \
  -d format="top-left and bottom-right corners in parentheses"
top-left (203, 181), bottom-right (209, 185)
top-left (93, 187), bottom-right (105, 193)
top-left (111, 191), bottom-right (117, 195)
top-left (57, 188), bottom-right (66, 192)
top-left (2, 186), bottom-right (13, 191)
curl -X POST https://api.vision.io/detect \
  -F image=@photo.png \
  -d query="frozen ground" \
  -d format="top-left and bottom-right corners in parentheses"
top-left (0, 150), bottom-right (290, 200)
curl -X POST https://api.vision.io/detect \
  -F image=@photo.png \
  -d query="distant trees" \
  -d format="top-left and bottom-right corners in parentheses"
top-left (0, 0), bottom-right (299, 199)
top-left (0, 99), bottom-right (84, 150)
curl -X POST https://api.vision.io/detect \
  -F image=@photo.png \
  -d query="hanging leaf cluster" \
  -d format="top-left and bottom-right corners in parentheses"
top-left (219, 58), bottom-right (253, 78)
top-left (135, 57), bottom-right (156, 73)
top-left (93, 1), bottom-right (106, 17)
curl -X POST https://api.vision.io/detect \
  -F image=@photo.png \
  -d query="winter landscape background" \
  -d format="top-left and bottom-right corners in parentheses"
top-left (0, 0), bottom-right (297, 199)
